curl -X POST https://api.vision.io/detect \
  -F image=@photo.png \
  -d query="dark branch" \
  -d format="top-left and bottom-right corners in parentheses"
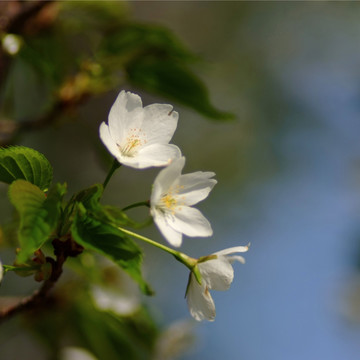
top-left (0, 1), bottom-right (55, 102)
top-left (0, 236), bottom-right (83, 325)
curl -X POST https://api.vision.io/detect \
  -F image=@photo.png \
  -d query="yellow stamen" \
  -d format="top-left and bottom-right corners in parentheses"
top-left (159, 185), bottom-right (186, 214)
top-left (118, 128), bottom-right (147, 157)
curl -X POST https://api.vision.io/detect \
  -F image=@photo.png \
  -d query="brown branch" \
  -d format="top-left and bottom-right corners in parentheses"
top-left (0, 1), bottom-right (54, 34)
top-left (0, 236), bottom-right (83, 325)
top-left (0, 92), bottom-right (90, 147)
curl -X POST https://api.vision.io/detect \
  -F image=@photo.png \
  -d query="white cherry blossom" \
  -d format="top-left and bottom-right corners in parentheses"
top-left (186, 245), bottom-right (249, 321)
top-left (150, 157), bottom-right (217, 247)
top-left (99, 90), bottom-right (181, 169)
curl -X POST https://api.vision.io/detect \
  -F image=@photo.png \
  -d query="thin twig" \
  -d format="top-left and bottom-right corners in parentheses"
top-left (0, 236), bottom-right (83, 324)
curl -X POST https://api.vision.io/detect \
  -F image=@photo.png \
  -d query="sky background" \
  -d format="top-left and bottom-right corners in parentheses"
top-left (129, 2), bottom-right (360, 360)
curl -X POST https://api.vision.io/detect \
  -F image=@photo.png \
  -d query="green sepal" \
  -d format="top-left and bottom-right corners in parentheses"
top-left (0, 146), bottom-right (53, 191)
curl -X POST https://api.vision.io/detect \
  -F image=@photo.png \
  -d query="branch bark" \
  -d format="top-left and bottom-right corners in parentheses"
top-left (0, 236), bottom-right (83, 324)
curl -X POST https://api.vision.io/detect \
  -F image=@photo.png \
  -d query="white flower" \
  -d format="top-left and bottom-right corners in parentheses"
top-left (150, 157), bottom-right (217, 247)
top-left (0, 260), bottom-right (3, 283)
top-left (186, 245), bottom-right (249, 321)
top-left (99, 90), bottom-right (181, 169)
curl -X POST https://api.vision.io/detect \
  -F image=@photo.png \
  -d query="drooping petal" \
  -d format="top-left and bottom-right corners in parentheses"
top-left (134, 144), bottom-right (181, 169)
top-left (142, 104), bottom-right (179, 145)
top-left (214, 245), bottom-right (250, 256)
top-left (198, 257), bottom-right (234, 291)
top-left (151, 157), bottom-right (186, 204)
top-left (176, 172), bottom-right (217, 206)
top-left (186, 273), bottom-right (216, 321)
top-left (227, 255), bottom-right (246, 264)
top-left (99, 122), bottom-right (121, 161)
top-left (151, 208), bottom-right (183, 247)
top-left (170, 206), bottom-right (213, 237)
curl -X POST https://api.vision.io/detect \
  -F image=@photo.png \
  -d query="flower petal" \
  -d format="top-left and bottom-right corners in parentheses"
top-left (99, 122), bottom-right (121, 161)
top-left (108, 91), bottom-right (143, 143)
top-left (0, 260), bottom-right (3, 283)
top-left (170, 206), bottom-right (213, 238)
top-left (142, 104), bottom-right (179, 145)
top-left (227, 255), bottom-right (246, 264)
top-left (214, 245), bottom-right (250, 256)
top-left (151, 157), bottom-right (186, 204)
top-left (186, 273), bottom-right (216, 321)
top-left (151, 208), bottom-right (183, 247)
top-left (134, 143), bottom-right (181, 169)
top-left (176, 172), bottom-right (217, 206)
top-left (198, 257), bottom-right (234, 291)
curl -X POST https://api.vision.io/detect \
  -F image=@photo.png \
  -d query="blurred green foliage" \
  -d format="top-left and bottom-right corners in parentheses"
top-left (0, 1), bottom-right (232, 146)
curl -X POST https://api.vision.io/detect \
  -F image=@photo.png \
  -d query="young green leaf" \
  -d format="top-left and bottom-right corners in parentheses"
top-left (71, 204), bottom-right (153, 295)
top-left (8, 180), bottom-right (66, 262)
top-left (0, 146), bottom-right (53, 191)
top-left (72, 183), bottom-right (104, 211)
top-left (69, 184), bottom-right (137, 228)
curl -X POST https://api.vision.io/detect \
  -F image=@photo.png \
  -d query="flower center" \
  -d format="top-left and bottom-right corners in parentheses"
top-left (159, 185), bottom-right (185, 214)
top-left (162, 194), bottom-right (177, 210)
top-left (118, 128), bottom-right (147, 157)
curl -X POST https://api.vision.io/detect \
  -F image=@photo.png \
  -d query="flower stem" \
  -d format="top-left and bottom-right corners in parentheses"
top-left (3, 265), bottom-right (40, 273)
top-left (122, 201), bottom-right (150, 212)
top-left (117, 226), bottom-right (196, 269)
top-left (103, 159), bottom-right (121, 189)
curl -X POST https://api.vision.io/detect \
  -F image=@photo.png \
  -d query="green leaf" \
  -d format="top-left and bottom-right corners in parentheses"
top-left (70, 184), bottom-right (138, 228)
top-left (72, 183), bottom-right (104, 211)
top-left (126, 56), bottom-right (234, 121)
top-left (100, 24), bottom-right (196, 62)
top-left (0, 146), bottom-right (53, 191)
top-left (9, 180), bottom-right (66, 262)
top-left (103, 205), bottom-right (152, 229)
top-left (71, 204), bottom-right (153, 295)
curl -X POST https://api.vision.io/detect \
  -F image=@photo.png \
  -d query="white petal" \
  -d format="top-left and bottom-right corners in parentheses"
top-left (227, 255), bottom-right (246, 264)
top-left (109, 90), bottom-right (142, 122)
top-left (0, 261), bottom-right (3, 283)
top-left (142, 104), bottom-right (179, 145)
top-left (198, 257), bottom-right (234, 291)
top-left (214, 245), bottom-right (250, 256)
top-left (176, 172), bottom-right (217, 206)
top-left (186, 273), bottom-right (216, 321)
top-left (151, 208), bottom-right (183, 247)
top-left (108, 91), bottom-right (144, 145)
top-left (151, 157), bottom-right (186, 204)
top-left (134, 144), bottom-right (181, 169)
top-left (170, 206), bottom-right (213, 237)
top-left (99, 122), bottom-right (121, 161)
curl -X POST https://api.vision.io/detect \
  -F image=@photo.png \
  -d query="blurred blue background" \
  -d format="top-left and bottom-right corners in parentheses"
top-left (2, 2), bottom-right (360, 359)
top-left (129, 2), bottom-right (360, 359)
